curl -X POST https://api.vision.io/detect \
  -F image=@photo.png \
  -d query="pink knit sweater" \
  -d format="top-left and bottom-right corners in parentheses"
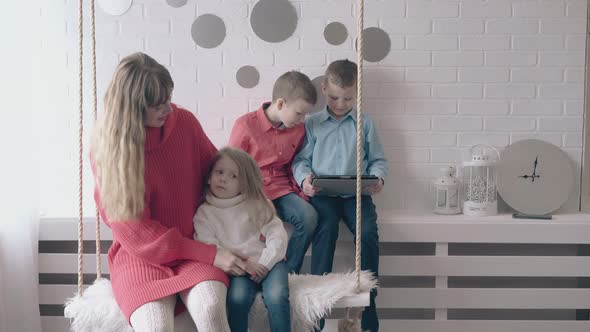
top-left (93, 105), bottom-right (229, 322)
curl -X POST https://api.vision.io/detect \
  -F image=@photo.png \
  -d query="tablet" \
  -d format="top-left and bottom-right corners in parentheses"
top-left (311, 175), bottom-right (379, 195)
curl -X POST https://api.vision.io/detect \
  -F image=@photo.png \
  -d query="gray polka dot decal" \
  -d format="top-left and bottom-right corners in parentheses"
top-left (311, 76), bottom-right (326, 113)
top-left (98, 0), bottom-right (133, 16)
top-left (324, 22), bottom-right (348, 46)
top-left (357, 27), bottom-right (391, 62)
top-left (236, 66), bottom-right (260, 89)
top-left (191, 14), bottom-right (226, 48)
top-left (251, 0), bottom-right (298, 43)
top-left (166, 0), bottom-right (187, 8)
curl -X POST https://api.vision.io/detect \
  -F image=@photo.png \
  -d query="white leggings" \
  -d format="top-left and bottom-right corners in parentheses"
top-left (129, 280), bottom-right (230, 332)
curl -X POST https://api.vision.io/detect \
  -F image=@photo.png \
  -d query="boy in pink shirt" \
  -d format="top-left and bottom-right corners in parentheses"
top-left (229, 71), bottom-right (318, 273)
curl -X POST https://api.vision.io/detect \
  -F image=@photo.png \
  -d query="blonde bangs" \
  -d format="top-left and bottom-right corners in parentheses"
top-left (143, 68), bottom-right (173, 107)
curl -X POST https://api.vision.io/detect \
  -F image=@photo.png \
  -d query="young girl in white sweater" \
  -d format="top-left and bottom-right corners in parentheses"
top-left (194, 147), bottom-right (290, 332)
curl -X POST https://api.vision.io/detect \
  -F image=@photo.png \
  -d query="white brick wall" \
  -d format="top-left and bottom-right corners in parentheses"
top-left (39, 0), bottom-right (587, 216)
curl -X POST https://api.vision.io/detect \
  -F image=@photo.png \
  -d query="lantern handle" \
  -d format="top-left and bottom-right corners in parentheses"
top-left (470, 143), bottom-right (500, 162)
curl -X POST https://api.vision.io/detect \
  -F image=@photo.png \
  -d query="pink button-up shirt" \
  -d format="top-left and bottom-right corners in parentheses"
top-left (229, 102), bottom-right (306, 201)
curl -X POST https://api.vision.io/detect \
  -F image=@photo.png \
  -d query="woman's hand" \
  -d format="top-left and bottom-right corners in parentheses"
top-left (213, 247), bottom-right (247, 276)
top-left (246, 261), bottom-right (269, 283)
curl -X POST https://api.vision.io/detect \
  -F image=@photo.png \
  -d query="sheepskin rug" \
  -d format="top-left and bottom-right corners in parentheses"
top-left (65, 271), bottom-right (377, 332)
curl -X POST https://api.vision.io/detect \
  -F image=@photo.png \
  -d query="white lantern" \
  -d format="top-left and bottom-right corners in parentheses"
top-left (434, 166), bottom-right (461, 215)
top-left (462, 144), bottom-right (500, 216)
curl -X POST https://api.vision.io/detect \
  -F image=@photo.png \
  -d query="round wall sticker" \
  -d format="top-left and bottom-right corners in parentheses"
top-left (357, 27), bottom-right (391, 62)
top-left (191, 14), bottom-right (226, 48)
top-left (98, 0), bottom-right (133, 16)
top-left (166, 0), bottom-right (187, 8)
top-left (251, 0), bottom-right (298, 43)
top-left (324, 22), bottom-right (348, 46)
top-left (236, 66), bottom-right (260, 89)
top-left (311, 76), bottom-right (326, 113)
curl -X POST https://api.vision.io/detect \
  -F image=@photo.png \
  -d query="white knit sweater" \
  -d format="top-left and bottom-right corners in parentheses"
top-left (193, 193), bottom-right (288, 270)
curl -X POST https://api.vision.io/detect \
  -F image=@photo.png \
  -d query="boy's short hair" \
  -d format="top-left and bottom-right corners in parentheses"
top-left (272, 71), bottom-right (318, 105)
top-left (324, 59), bottom-right (357, 88)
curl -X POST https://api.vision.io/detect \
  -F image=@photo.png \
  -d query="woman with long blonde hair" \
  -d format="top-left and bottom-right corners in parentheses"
top-left (194, 147), bottom-right (291, 332)
top-left (91, 52), bottom-right (247, 332)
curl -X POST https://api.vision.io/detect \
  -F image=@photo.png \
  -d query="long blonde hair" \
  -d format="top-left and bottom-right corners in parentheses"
top-left (207, 147), bottom-right (276, 229)
top-left (91, 52), bottom-right (173, 221)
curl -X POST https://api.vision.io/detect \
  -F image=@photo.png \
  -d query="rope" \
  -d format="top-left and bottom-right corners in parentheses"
top-left (77, 0), bottom-right (84, 295)
top-left (76, 0), bottom-right (100, 292)
top-left (354, 0), bottom-right (364, 293)
top-left (90, 0), bottom-right (101, 279)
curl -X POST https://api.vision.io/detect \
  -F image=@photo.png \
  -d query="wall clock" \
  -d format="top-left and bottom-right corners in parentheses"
top-left (497, 139), bottom-right (574, 216)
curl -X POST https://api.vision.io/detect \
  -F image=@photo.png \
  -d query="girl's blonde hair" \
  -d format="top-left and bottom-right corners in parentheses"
top-left (208, 147), bottom-right (276, 229)
top-left (91, 52), bottom-right (173, 221)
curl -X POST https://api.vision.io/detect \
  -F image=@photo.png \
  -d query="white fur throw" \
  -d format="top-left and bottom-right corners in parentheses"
top-left (248, 270), bottom-right (377, 332)
top-left (65, 271), bottom-right (378, 332)
top-left (64, 278), bottom-right (133, 332)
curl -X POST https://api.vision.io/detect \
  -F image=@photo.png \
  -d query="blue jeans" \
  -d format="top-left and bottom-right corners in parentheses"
top-left (227, 261), bottom-right (291, 332)
top-left (273, 193), bottom-right (318, 273)
top-left (310, 195), bottom-right (380, 332)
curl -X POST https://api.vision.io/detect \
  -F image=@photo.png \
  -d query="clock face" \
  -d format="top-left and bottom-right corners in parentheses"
top-left (497, 139), bottom-right (573, 215)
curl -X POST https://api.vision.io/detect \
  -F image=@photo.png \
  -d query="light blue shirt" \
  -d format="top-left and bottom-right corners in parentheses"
top-left (292, 107), bottom-right (388, 187)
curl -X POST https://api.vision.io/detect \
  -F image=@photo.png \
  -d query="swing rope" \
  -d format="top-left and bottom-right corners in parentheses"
top-left (76, 0), bottom-right (84, 296)
top-left (91, 0), bottom-right (102, 281)
top-left (77, 0), bottom-right (100, 296)
top-left (355, 0), bottom-right (364, 294)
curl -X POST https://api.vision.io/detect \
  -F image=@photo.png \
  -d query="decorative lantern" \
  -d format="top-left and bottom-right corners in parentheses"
top-left (434, 166), bottom-right (461, 215)
top-left (462, 144), bottom-right (500, 216)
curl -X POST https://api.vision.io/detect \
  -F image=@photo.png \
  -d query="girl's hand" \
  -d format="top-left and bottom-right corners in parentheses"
top-left (230, 249), bottom-right (249, 261)
top-left (243, 260), bottom-right (257, 277)
top-left (302, 174), bottom-right (320, 197)
top-left (248, 262), bottom-right (269, 283)
top-left (213, 247), bottom-right (247, 276)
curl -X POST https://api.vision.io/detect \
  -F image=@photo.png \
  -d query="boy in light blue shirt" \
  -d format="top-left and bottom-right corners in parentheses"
top-left (292, 59), bottom-right (387, 332)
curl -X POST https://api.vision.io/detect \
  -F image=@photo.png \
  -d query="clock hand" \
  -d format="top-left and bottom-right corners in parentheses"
top-left (531, 156), bottom-right (539, 182)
